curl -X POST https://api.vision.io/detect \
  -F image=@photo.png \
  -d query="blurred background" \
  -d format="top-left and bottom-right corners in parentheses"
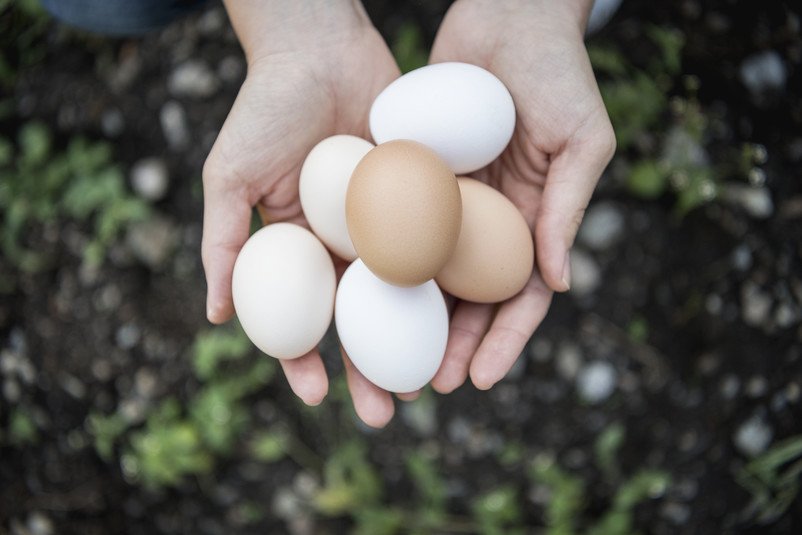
top-left (1, 0), bottom-right (801, 533)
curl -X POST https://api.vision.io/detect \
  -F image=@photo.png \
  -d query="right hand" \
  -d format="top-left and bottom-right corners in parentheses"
top-left (202, 3), bottom-right (404, 427)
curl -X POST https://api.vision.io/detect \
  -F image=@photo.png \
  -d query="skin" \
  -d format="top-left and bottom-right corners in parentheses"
top-left (203, 0), bottom-right (615, 428)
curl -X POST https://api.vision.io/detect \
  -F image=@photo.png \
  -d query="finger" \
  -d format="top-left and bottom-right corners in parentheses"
top-left (278, 349), bottom-right (329, 406)
top-left (470, 272), bottom-right (553, 390)
top-left (396, 390), bottom-right (421, 402)
top-left (341, 349), bottom-right (394, 428)
top-left (535, 114), bottom-right (616, 292)
top-left (431, 302), bottom-right (494, 394)
top-left (201, 177), bottom-right (253, 324)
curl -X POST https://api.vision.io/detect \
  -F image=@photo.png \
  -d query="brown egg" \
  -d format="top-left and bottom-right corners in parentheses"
top-left (435, 178), bottom-right (534, 303)
top-left (346, 140), bottom-right (461, 287)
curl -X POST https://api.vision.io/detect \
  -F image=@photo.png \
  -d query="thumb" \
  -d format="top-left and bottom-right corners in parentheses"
top-left (201, 167), bottom-right (253, 324)
top-left (535, 117), bottom-right (615, 292)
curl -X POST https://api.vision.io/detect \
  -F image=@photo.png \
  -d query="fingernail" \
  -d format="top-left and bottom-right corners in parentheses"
top-left (561, 250), bottom-right (572, 291)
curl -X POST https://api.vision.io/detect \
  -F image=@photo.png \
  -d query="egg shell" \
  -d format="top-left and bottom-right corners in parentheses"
top-left (232, 223), bottom-right (335, 359)
top-left (370, 62), bottom-right (516, 174)
top-left (436, 178), bottom-right (534, 303)
top-left (346, 139), bottom-right (461, 287)
top-left (299, 135), bottom-right (374, 261)
top-left (335, 259), bottom-right (448, 393)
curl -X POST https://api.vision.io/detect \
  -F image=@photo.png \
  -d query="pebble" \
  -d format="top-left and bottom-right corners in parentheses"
top-left (116, 323), bottom-right (141, 350)
top-left (720, 374), bottom-right (741, 400)
top-left (100, 108), bottom-right (125, 138)
top-left (739, 50), bottom-right (787, 95)
top-left (733, 414), bottom-right (773, 457)
top-left (197, 8), bottom-right (225, 35)
top-left (661, 125), bottom-right (709, 168)
top-left (577, 202), bottom-right (625, 251)
top-left (568, 249), bottom-right (601, 298)
top-left (218, 55), bottom-right (245, 83)
top-left (774, 302), bottom-right (799, 328)
top-left (555, 343), bottom-right (582, 380)
top-left (722, 185), bottom-right (774, 219)
top-left (160, 101), bottom-right (190, 150)
top-left (126, 216), bottom-right (179, 270)
top-left (134, 368), bottom-right (158, 398)
top-left (130, 158), bottom-right (169, 202)
top-left (661, 501), bottom-right (691, 525)
top-left (576, 360), bottom-right (617, 404)
top-left (26, 512), bottom-right (54, 535)
top-left (168, 60), bottom-right (220, 99)
top-left (400, 392), bottom-right (437, 437)
top-left (741, 282), bottom-right (773, 327)
top-left (745, 375), bottom-right (768, 398)
top-left (3, 377), bottom-right (21, 403)
top-left (785, 382), bottom-right (801, 404)
top-left (731, 244), bottom-right (753, 272)
top-left (529, 338), bottom-right (552, 363)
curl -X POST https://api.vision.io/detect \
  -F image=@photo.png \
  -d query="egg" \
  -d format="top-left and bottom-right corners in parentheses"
top-left (346, 139), bottom-right (461, 287)
top-left (370, 62), bottom-right (516, 174)
top-left (232, 223), bottom-right (335, 359)
top-left (436, 178), bottom-right (534, 303)
top-left (299, 135), bottom-right (374, 261)
top-left (335, 259), bottom-right (448, 393)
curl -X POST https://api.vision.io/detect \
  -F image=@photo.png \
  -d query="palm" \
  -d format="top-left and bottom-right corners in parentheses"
top-left (202, 27), bottom-right (403, 419)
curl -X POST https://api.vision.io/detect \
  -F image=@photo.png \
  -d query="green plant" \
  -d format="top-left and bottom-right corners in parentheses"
top-left (471, 485), bottom-right (525, 535)
top-left (392, 21), bottom-right (428, 74)
top-left (529, 425), bottom-right (670, 535)
top-left (5, 407), bottom-right (39, 446)
top-left (0, 123), bottom-right (149, 273)
top-left (0, 0), bottom-right (50, 88)
top-left (736, 434), bottom-right (802, 524)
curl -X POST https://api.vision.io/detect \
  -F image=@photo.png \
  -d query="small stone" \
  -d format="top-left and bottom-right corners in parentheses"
top-left (197, 8), bottom-right (225, 35)
top-left (400, 392), bottom-right (437, 437)
top-left (26, 511), bottom-right (54, 535)
top-left (160, 101), bottom-right (190, 150)
top-left (119, 397), bottom-right (147, 424)
top-left (272, 488), bottom-right (301, 520)
top-left (661, 125), bottom-right (709, 168)
top-left (134, 368), bottom-right (158, 398)
top-left (568, 249), bottom-right (601, 298)
top-left (555, 343), bottom-right (582, 380)
top-left (661, 501), bottom-right (691, 525)
top-left (741, 282), bottom-right (773, 327)
top-left (529, 338), bottom-right (552, 363)
top-left (168, 60), bottom-right (220, 98)
top-left (3, 377), bottom-right (21, 402)
top-left (218, 55), bottom-right (244, 83)
top-left (722, 185), bottom-right (774, 219)
top-left (734, 414), bottom-right (773, 457)
top-left (126, 216), bottom-right (179, 270)
top-left (60, 373), bottom-right (86, 400)
top-left (775, 303), bottom-right (799, 328)
top-left (577, 202), bottom-right (625, 251)
top-left (576, 360), bottom-right (617, 404)
top-left (100, 108), bottom-right (125, 137)
top-left (116, 323), bottom-right (141, 350)
top-left (731, 244), bottom-right (753, 272)
top-left (92, 359), bottom-right (113, 382)
top-left (745, 375), bottom-right (768, 398)
top-left (785, 382), bottom-right (801, 404)
top-left (1, 349), bottom-right (19, 375)
top-left (740, 50), bottom-right (786, 95)
top-left (720, 374), bottom-right (740, 400)
top-left (131, 158), bottom-right (169, 202)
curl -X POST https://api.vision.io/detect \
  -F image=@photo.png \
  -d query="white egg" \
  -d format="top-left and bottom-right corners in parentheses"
top-left (369, 62), bottom-right (516, 174)
top-left (232, 223), bottom-right (336, 359)
top-left (299, 135), bottom-right (374, 261)
top-left (335, 259), bottom-right (448, 393)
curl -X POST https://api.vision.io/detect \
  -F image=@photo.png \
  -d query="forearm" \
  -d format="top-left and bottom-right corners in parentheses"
top-left (222, 0), bottom-right (372, 63)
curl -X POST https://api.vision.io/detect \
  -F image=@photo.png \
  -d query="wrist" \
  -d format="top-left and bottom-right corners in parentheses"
top-left (452, 0), bottom-right (594, 35)
top-left (223, 0), bottom-right (372, 66)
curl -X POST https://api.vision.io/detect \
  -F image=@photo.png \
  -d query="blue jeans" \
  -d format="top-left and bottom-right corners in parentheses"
top-left (41, 0), bottom-right (207, 36)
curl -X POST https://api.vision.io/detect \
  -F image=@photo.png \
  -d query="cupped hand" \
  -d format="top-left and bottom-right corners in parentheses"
top-left (429, 0), bottom-right (616, 393)
top-left (202, 5), bottom-right (405, 427)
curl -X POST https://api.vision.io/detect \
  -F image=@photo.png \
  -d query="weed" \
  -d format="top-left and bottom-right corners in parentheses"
top-left (0, 123), bottom-right (149, 273)
top-left (392, 22), bottom-right (428, 74)
top-left (736, 434), bottom-right (802, 524)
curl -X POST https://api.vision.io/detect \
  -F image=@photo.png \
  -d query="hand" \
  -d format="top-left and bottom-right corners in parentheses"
top-left (202, 0), bottom-right (406, 426)
top-left (428, 0), bottom-right (616, 393)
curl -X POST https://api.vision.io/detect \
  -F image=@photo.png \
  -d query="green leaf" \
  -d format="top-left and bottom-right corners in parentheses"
top-left (354, 506), bottom-right (404, 535)
top-left (87, 411), bottom-right (129, 461)
top-left (626, 160), bottom-right (667, 199)
top-left (18, 122), bottom-right (50, 165)
top-left (315, 440), bottom-right (383, 515)
top-left (595, 422), bottom-right (626, 479)
top-left (192, 325), bottom-right (252, 380)
top-left (8, 407), bottom-right (38, 445)
top-left (588, 45), bottom-right (629, 77)
top-left (392, 22), bottom-right (428, 74)
top-left (250, 430), bottom-right (288, 463)
top-left (471, 485), bottom-right (523, 534)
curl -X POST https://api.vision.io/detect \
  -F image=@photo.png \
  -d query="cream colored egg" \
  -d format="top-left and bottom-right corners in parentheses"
top-left (232, 223), bottom-right (336, 359)
top-left (435, 178), bottom-right (534, 303)
top-left (299, 135), bottom-right (374, 261)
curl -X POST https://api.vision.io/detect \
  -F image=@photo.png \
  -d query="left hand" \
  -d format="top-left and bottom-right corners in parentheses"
top-left (428, 0), bottom-right (617, 393)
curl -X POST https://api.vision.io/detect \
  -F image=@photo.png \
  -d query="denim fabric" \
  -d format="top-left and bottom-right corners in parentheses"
top-left (41, 0), bottom-right (207, 36)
